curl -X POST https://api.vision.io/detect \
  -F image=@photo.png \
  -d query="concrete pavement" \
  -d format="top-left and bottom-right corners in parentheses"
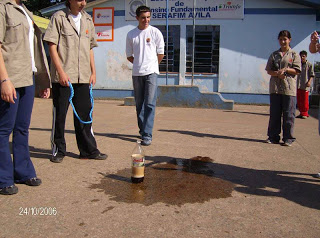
top-left (0, 98), bottom-right (319, 238)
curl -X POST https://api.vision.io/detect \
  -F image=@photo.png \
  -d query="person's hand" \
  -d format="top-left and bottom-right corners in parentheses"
top-left (277, 68), bottom-right (286, 79)
top-left (58, 71), bottom-right (70, 87)
top-left (89, 73), bottom-right (96, 87)
top-left (306, 81), bottom-right (311, 88)
top-left (39, 88), bottom-right (50, 99)
top-left (310, 31), bottom-right (319, 44)
top-left (1, 80), bottom-right (16, 103)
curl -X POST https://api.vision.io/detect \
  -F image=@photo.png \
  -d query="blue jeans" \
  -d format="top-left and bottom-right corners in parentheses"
top-left (0, 84), bottom-right (37, 188)
top-left (132, 73), bottom-right (158, 140)
top-left (268, 94), bottom-right (296, 143)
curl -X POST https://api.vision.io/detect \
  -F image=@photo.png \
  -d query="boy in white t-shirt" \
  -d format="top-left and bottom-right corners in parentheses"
top-left (126, 6), bottom-right (164, 146)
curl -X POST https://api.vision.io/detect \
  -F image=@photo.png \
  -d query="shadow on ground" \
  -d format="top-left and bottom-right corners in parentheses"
top-left (309, 107), bottom-right (319, 120)
top-left (29, 146), bottom-right (79, 160)
top-left (159, 129), bottom-right (266, 143)
top-left (91, 156), bottom-right (320, 209)
top-left (223, 110), bottom-right (269, 116)
top-left (30, 127), bottom-right (140, 143)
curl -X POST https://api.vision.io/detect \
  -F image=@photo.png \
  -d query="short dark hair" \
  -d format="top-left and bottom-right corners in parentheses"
top-left (65, 0), bottom-right (70, 8)
top-left (300, 50), bottom-right (308, 56)
top-left (278, 30), bottom-right (291, 39)
top-left (136, 6), bottom-right (151, 17)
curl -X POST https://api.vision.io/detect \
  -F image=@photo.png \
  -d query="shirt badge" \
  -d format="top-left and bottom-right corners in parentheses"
top-left (146, 38), bottom-right (150, 43)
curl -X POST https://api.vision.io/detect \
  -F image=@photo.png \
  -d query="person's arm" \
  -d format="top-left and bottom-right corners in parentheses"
top-left (127, 56), bottom-right (134, 63)
top-left (306, 76), bottom-right (313, 88)
top-left (267, 67), bottom-right (298, 80)
top-left (307, 63), bottom-right (315, 88)
top-left (309, 31), bottom-right (320, 54)
top-left (0, 44), bottom-right (16, 103)
top-left (266, 70), bottom-right (279, 77)
top-left (48, 42), bottom-right (69, 86)
top-left (89, 49), bottom-right (96, 86)
top-left (157, 54), bottom-right (164, 64)
top-left (285, 67), bottom-right (300, 75)
top-left (126, 33), bottom-right (134, 64)
top-left (156, 29), bottom-right (165, 65)
top-left (39, 88), bottom-right (50, 98)
top-left (266, 68), bottom-right (286, 79)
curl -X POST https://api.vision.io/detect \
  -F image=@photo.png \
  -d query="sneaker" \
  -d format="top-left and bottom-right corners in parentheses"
top-left (266, 139), bottom-right (279, 144)
top-left (79, 153), bottom-right (108, 160)
top-left (0, 185), bottom-right (18, 195)
top-left (301, 116), bottom-right (307, 119)
top-left (282, 141), bottom-right (292, 147)
top-left (315, 173), bottom-right (320, 178)
top-left (296, 115), bottom-right (303, 118)
top-left (141, 139), bottom-right (152, 146)
top-left (50, 154), bottom-right (64, 163)
top-left (21, 177), bottom-right (42, 186)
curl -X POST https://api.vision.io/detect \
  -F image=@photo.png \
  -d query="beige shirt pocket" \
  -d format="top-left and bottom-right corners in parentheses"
top-left (60, 26), bottom-right (76, 48)
top-left (4, 20), bottom-right (24, 44)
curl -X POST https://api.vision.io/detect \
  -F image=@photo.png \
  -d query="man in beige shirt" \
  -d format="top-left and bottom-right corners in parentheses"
top-left (44, 0), bottom-right (106, 163)
top-left (296, 51), bottom-right (315, 119)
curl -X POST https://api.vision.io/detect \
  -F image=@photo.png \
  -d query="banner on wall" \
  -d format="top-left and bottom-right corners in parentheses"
top-left (125, 0), bottom-right (244, 21)
top-left (93, 7), bottom-right (114, 41)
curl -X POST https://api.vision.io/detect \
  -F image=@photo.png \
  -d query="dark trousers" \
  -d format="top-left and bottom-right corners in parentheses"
top-left (268, 94), bottom-right (296, 143)
top-left (0, 85), bottom-right (36, 188)
top-left (51, 83), bottom-right (99, 157)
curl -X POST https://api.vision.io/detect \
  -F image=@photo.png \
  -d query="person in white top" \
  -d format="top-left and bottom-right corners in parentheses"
top-left (126, 6), bottom-right (164, 146)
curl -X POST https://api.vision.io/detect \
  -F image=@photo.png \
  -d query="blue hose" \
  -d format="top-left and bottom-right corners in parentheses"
top-left (69, 83), bottom-right (94, 124)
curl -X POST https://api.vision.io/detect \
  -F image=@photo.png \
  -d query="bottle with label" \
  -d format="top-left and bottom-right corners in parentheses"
top-left (131, 140), bottom-right (145, 183)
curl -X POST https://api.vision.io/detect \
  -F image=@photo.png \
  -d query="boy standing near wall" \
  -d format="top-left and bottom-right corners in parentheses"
top-left (296, 50), bottom-right (315, 119)
top-left (126, 6), bottom-right (165, 146)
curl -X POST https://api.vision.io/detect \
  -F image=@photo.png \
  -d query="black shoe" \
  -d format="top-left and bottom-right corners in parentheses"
top-left (50, 154), bottom-right (64, 163)
top-left (21, 177), bottom-right (42, 186)
top-left (79, 153), bottom-right (108, 160)
top-left (296, 115), bottom-right (303, 118)
top-left (266, 139), bottom-right (279, 144)
top-left (0, 185), bottom-right (18, 195)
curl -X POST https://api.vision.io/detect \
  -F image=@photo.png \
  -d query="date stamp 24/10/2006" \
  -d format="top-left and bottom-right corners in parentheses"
top-left (19, 207), bottom-right (57, 216)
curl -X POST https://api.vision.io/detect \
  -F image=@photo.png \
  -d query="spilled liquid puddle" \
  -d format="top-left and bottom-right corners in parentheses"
top-left (90, 156), bottom-right (234, 206)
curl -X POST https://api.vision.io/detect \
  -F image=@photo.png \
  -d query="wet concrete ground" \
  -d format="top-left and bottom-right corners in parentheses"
top-left (0, 99), bottom-right (320, 238)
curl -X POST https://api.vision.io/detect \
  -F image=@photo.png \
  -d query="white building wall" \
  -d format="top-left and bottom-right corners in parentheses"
top-left (86, 0), bottom-right (318, 94)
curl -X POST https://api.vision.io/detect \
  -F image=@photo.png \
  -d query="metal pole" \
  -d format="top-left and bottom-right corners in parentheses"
top-left (192, 0), bottom-right (196, 86)
top-left (166, 0), bottom-right (169, 85)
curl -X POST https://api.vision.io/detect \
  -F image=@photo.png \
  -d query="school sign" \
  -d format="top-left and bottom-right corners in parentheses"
top-left (125, 0), bottom-right (244, 20)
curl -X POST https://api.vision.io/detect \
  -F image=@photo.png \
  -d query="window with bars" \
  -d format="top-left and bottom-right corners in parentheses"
top-left (186, 25), bottom-right (220, 74)
top-left (153, 25), bottom-right (180, 73)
